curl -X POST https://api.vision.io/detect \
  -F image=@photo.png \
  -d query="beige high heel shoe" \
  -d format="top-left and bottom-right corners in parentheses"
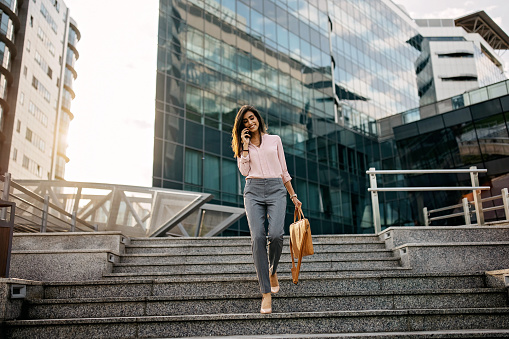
top-left (270, 272), bottom-right (279, 294)
top-left (260, 292), bottom-right (272, 314)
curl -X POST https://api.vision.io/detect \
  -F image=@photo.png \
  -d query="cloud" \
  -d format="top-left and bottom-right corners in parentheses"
top-left (492, 16), bottom-right (503, 27)
top-left (125, 119), bottom-right (153, 130)
top-left (464, 1), bottom-right (474, 6)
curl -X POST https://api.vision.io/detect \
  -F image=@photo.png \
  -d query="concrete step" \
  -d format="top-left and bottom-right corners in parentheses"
top-left (129, 235), bottom-right (382, 246)
top-left (24, 288), bottom-right (508, 320)
top-left (103, 268), bottom-right (417, 279)
top-left (108, 265), bottom-right (411, 279)
top-left (119, 249), bottom-right (395, 264)
top-left (124, 241), bottom-right (387, 255)
top-left (166, 329), bottom-right (509, 338)
top-left (382, 226), bottom-right (509, 249)
top-left (41, 273), bottom-right (488, 299)
top-left (6, 308), bottom-right (509, 338)
top-left (112, 256), bottom-right (402, 274)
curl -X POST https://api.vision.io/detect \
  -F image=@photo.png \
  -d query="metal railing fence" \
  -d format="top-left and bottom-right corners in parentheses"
top-left (367, 166), bottom-right (490, 233)
top-left (0, 173), bottom-right (245, 237)
top-left (424, 188), bottom-right (509, 226)
top-left (1, 173), bottom-right (96, 233)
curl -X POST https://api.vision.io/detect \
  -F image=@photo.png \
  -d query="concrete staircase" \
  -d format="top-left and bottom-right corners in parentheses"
top-left (2, 229), bottom-right (509, 338)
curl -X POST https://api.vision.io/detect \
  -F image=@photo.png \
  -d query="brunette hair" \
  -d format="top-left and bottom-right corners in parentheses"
top-left (231, 105), bottom-right (267, 158)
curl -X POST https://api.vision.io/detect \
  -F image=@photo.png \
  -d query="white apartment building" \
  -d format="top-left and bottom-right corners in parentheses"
top-left (0, 0), bottom-right (79, 180)
top-left (414, 11), bottom-right (507, 106)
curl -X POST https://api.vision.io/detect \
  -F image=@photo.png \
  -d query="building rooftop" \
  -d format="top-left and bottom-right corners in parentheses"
top-left (454, 11), bottom-right (509, 50)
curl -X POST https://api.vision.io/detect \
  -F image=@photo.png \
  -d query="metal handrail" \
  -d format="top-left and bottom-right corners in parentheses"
top-left (426, 198), bottom-right (472, 225)
top-left (9, 181), bottom-right (91, 226)
top-left (367, 166), bottom-right (489, 233)
top-left (424, 188), bottom-right (509, 226)
top-left (0, 173), bottom-right (246, 237)
top-left (369, 186), bottom-right (489, 191)
top-left (1, 173), bottom-right (96, 233)
top-left (428, 203), bottom-right (463, 214)
top-left (480, 194), bottom-right (502, 203)
top-left (366, 169), bottom-right (487, 174)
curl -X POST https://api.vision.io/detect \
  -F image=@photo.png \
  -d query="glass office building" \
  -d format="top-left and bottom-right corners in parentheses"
top-left (153, 0), bottom-right (422, 235)
top-left (376, 80), bottom-right (509, 227)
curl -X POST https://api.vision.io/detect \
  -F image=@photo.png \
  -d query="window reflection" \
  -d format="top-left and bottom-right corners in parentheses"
top-left (157, 0), bottom-right (424, 235)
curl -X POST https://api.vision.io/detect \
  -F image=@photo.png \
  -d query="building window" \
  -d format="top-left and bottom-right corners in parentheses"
top-left (23, 66), bottom-right (27, 78)
top-left (26, 128), bottom-right (33, 142)
top-left (441, 76), bottom-right (477, 82)
top-left (30, 16), bottom-right (33, 27)
top-left (22, 155), bottom-right (29, 169)
top-left (12, 148), bottom-right (17, 161)
top-left (32, 76), bottom-right (51, 102)
top-left (34, 50), bottom-right (41, 64)
top-left (184, 149), bottom-right (203, 185)
top-left (32, 76), bottom-right (38, 89)
top-left (16, 120), bottom-right (20, 132)
top-left (19, 92), bottom-right (24, 105)
top-left (21, 155), bottom-right (43, 177)
top-left (437, 52), bottom-right (473, 58)
top-left (26, 40), bottom-right (31, 52)
top-left (28, 101), bottom-right (49, 127)
top-left (40, 3), bottom-right (58, 34)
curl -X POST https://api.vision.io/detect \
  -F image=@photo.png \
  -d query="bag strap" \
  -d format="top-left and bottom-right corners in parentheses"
top-left (291, 223), bottom-right (308, 284)
top-left (290, 234), bottom-right (296, 269)
top-left (293, 207), bottom-right (305, 223)
top-left (296, 224), bottom-right (307, 273)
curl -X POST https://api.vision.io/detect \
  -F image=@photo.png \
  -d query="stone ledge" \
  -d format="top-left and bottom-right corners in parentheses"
top-left (12, 249), bottom-right (121, 255)
top-left (168, 328), bottom-right (509, 338)
top-left (10, 251), bottom-right (119, 282)
top-left (380, 226), bottom-right (509, 249)
top-left (395, 242), bottom-right (509, 273)
top-left (486, 268), bottom-right (509, 288)
top-left (7, 307), bottom-right (509, 324)
top-left (13, 231), bottom-right (130, 253)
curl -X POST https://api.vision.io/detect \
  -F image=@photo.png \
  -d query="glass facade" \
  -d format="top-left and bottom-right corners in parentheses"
top-left (380, 92), bottom-right (509, 226)
top-left (55, 22), bottom-right (80, 180)
top-left (0, 3), bottom-right (15, 136)
top-left (154, 0), bottom-right (422, 235)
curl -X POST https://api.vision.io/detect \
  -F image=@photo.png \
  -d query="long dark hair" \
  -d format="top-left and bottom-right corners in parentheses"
top-left (231, 105), bottom-right (267, 158)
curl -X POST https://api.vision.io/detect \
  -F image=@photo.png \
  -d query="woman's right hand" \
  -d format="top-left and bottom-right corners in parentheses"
top-left (241, 128), bottom-right (251, 146)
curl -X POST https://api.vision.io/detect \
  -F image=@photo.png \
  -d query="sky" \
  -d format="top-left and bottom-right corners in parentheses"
top-left (63, 0), bottom-right (509, 188)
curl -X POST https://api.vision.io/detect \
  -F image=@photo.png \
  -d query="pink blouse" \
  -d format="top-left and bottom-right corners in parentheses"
top-left (237, 134), bottom-right (292, 183)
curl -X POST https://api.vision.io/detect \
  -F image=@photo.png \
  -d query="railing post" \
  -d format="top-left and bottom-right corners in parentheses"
top-left (369, 168), bottom-right (381, 234)
top-left (502, 188), bottom-right (509, 222)
top-left (71, 211), bottom-right (76, 232)
top-left (469, 166), bottom-right (485, 226)
top-left (0, 201), bottom-right (15, 278)
top-left (423, 207), bottom-right (429, 226)
top-left (41, 195), bottom-right (49, 232)
top-left (1, 172), bottom-right (11, 220)
top-left (462, 197), bottom-right (471, 226)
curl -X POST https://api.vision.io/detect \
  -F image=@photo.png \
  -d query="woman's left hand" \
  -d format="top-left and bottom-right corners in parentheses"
top-left (291, 196), bottom-right (302, 209)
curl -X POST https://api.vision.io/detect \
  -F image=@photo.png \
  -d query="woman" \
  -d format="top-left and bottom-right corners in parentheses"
top-left (232, 105), bottom-right (302, 314)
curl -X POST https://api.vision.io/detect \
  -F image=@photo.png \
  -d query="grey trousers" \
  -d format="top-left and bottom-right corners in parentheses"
top-left (243, 178), bottom-right (287, 294)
